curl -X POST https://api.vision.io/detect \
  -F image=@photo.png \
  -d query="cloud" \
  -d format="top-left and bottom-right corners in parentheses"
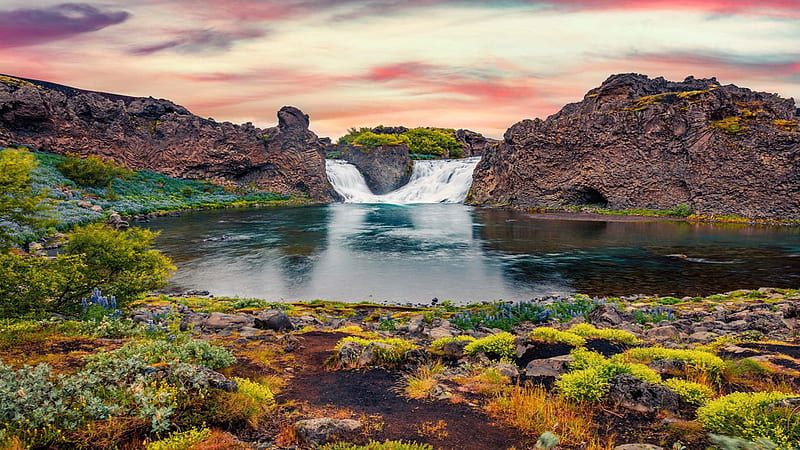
top-left (0, 3), bottom-right (129, 48)
top-left (360, 62), bottom-right (536, 103)
top-left (131, 28), bottom-right (267, 55)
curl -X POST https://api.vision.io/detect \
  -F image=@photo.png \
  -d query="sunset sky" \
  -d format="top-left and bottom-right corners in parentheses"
top-left (0, 1), bottom-right (798, 138)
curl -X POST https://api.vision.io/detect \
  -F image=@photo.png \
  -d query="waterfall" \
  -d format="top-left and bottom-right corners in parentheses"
top-left (326, 157), bottom-right (480, 204)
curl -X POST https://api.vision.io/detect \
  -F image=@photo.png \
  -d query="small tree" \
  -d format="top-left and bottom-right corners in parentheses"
top-left (0, 148), bottom-right (49, 250)
top-left (63, 223), bottom-right (175, 309)
top-left (56, 152), bottom-right (133, 188)
top-left (0, 253), bottom-right (87, 318)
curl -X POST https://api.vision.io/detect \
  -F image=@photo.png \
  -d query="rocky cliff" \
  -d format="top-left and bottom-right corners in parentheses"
top-left (0, 75), bottom-right (334, 201)
top-left (339, 144), bottom-right (412, 194)
top-left (469, 74), bottom-right (800, 219)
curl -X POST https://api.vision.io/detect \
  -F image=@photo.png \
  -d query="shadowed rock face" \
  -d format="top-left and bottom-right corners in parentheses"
top-left (340, 144), bottom-right (412, 194)
top-left (469, 73), bottom-right (800, 219)
top-left (0, 75), bottom-right (334, 201)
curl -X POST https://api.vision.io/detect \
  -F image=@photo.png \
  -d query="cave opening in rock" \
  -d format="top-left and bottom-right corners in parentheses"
top-left (576, 187), bottom-right (608, 206)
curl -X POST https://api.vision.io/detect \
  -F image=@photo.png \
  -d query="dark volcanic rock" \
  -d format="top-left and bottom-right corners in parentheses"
top-left (469, 73), bottom-right (800, 218)
top-left (454, 129), bottom-right (499, 157)
top-left (607, 374), bottom-right (682, 414)
top-left (340, 143), bottom-right (412, 194)
top-left (0, 75), bottom-right (334, 201)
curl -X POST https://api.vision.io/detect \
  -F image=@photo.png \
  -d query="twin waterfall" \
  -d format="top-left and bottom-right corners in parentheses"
top-left (326, 157), bottom-right (481, 204)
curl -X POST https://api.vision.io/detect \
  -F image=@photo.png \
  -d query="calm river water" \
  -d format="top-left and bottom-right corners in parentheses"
top-left (144, 204), bottom-right (800, 304)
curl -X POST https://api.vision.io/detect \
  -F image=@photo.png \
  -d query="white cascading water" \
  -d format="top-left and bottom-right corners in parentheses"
top-left (326, 157), bottom-right (481, 204)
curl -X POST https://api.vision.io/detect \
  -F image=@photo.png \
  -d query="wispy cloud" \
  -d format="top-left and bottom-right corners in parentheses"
top-left (0, 3), bottom-right (129, 48)
top-left (131, 28), bottom-right (267, 55)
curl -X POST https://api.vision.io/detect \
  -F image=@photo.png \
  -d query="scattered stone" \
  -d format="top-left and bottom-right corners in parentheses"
top-left (525, 355), bottom-right (573, 378)
top-left (642, 325), bottom-right (680, 341)
top-left (647, 359), bottom-right (687, 376)
top-left (426, 326), bottom-right (455, 340)
top-left (294, 418), bottom-right (363, 446)
top-left (607, 374), bottom-right (682, 415)
top-left (107, 212), bottom-right (129, 229)
top-left (337, 340), bottom-right (364, 368)
top-left (516, 338), bottom-right (573, 367)
top-left (77, 200), bottom-right (93, 209)
top-left (589, 303), bottom-right (635, 328)
top-left (202, 312), bottom-right (254, 330)
top-left (441, 340), bottom-right (471, 359)
top-left (254, 309), bottom-right (295, 332)
top-left (358, 341), bottom-right (394, 366)
top-left (492, 363), bottom-right (519, 379)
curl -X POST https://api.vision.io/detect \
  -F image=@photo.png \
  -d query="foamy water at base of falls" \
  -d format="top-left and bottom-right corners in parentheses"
top-left (325, 157), bottom-right (481, 204)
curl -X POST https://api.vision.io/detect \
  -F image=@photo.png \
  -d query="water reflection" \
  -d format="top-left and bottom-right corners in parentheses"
top-left (145, 205), bottom-right (800, 303)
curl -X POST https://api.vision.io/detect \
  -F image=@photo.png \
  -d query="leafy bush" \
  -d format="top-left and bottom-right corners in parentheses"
top-left (429, 335), bottom-right (475, 355)
top-left (0, 148), bottom-right (49, 250)
top-left (529, 327), bottom-right (586, 347)
top-left (555, 368), bottom-right (610, 402)
top-left (337, 127), bottom-right (372, 145)
top-left (320, 440), bottom-right (433, 450)
top-left (56, 152), bottom-right (133, 187)
top-left (463, 332), bottom-right (516, 361)
top-left (233, 377), bottom-right (275, 405)
top-left (403, 128), bottom-right (462, 157)
top-left (615, 347), bottom-right (725, 381)
top-left (566, 323), bottom-right (639, 345)
top-left (352, 131), bottom-right (410, 149)
top-left (87, 339), bottom-right (235, 370)
top-left (146, 428), bottom-right (210, 450)
top-left (0, 252), bottom-right (87, 319)
top-left (697, 391), bottom-right (799, 448)
top-left (662, 378), bottom-right (714, 405)
top-left (63, 223), bottom-right (175, 310)
top-left (335, 336), bottom-right (418, 364)
top-left (556, 351), bottom-right (661, 402)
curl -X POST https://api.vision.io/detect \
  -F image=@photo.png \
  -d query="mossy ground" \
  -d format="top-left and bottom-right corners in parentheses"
top-left (2, 288), bottom-right (799, 448)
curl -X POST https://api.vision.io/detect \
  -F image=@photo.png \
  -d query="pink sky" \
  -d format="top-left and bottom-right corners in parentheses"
top-left (0, 0), bottom-right (798, 138)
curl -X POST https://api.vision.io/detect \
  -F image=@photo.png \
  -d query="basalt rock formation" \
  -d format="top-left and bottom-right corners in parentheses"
top-left (469, 73), bottom-right (800, 219)
top-left (339, 144), bottom-right (412, 194)
top-left (0, 75), bottom-right (334, 201)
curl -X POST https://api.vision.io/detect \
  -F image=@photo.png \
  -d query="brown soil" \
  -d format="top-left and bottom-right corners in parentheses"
top-left (278, 331), bottom-right (530, 449)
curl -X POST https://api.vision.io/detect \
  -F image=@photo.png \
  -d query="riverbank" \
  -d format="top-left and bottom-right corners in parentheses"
top-left (2, 287), bottom-right (799, 448)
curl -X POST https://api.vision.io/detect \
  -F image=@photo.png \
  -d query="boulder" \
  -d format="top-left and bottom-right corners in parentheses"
top-left (358, 341), bottom-right (394, 366)
top-left (468, 73), bottom-right (800, 219)
top-left (295, 418), bottom-right (363, 446)
top-left (589, 303), bottom-right (635, 328)
top-left (202, 312), bottom-right (254, 330)
top-left (441, 340), bottom-right (471, 359)
top-left (492, 363), bottom-right (520, 379)
top-left (254, 309), bottom-right (294, 332)
top-left (340, 143), bottom-right (412, 194)
top-left (0, 76), bottom-right (335, 201)
top-left (525, 355), bottom-right (574, 378)
top-left (607, 374), bottom-right (682, 414)
top-left (107, 212), bottom-right (129, 229)
top-left (337, 340), bottom-right (364, 368)
top-left (643, 325), bottom-right (681, 341)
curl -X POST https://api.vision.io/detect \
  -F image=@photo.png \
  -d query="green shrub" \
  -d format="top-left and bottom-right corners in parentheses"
top-left (335, 336), bottom-right (418, 364)
top-left (233, 377), bottom-right (275, 404)
top-left (62, 223), bottom-right (175, 310)
top-left (320, 440), bottom-right (433, 450)
top-left (0, 148), bottom-right (50, 250)
top-left (146, 428), bottom-right (210, 450)
top-left (569, 348), bottom-right (607, 371)
top-left (697, 391), bottom-right (799, 448)
top-left (403, 128), bottom-right (462, 157)
top-left (429, 335), bottom-right (475, 354)
top-left (662, 378), bottom-right (714, 405)
top-left (56, 152), bottom-right (133, 187)
top-left (555, 368), bottom-right (610, 402)
top-left (615, 347), bottom-right (725, 381)
top-left (464, 332), bottom-right (516, 361)
top-left (566, 323), bottom-right (639, 345)
top-left (0, 252), bottom-right (88, 318)
top-left (352, 131), bottom-right (410, 149)
top-left (529, 327), bottom-right (586, 347)
top-left (337, 127), bottom-right (372, 145)
top-left (87, 339), bottom-right (235, 370)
